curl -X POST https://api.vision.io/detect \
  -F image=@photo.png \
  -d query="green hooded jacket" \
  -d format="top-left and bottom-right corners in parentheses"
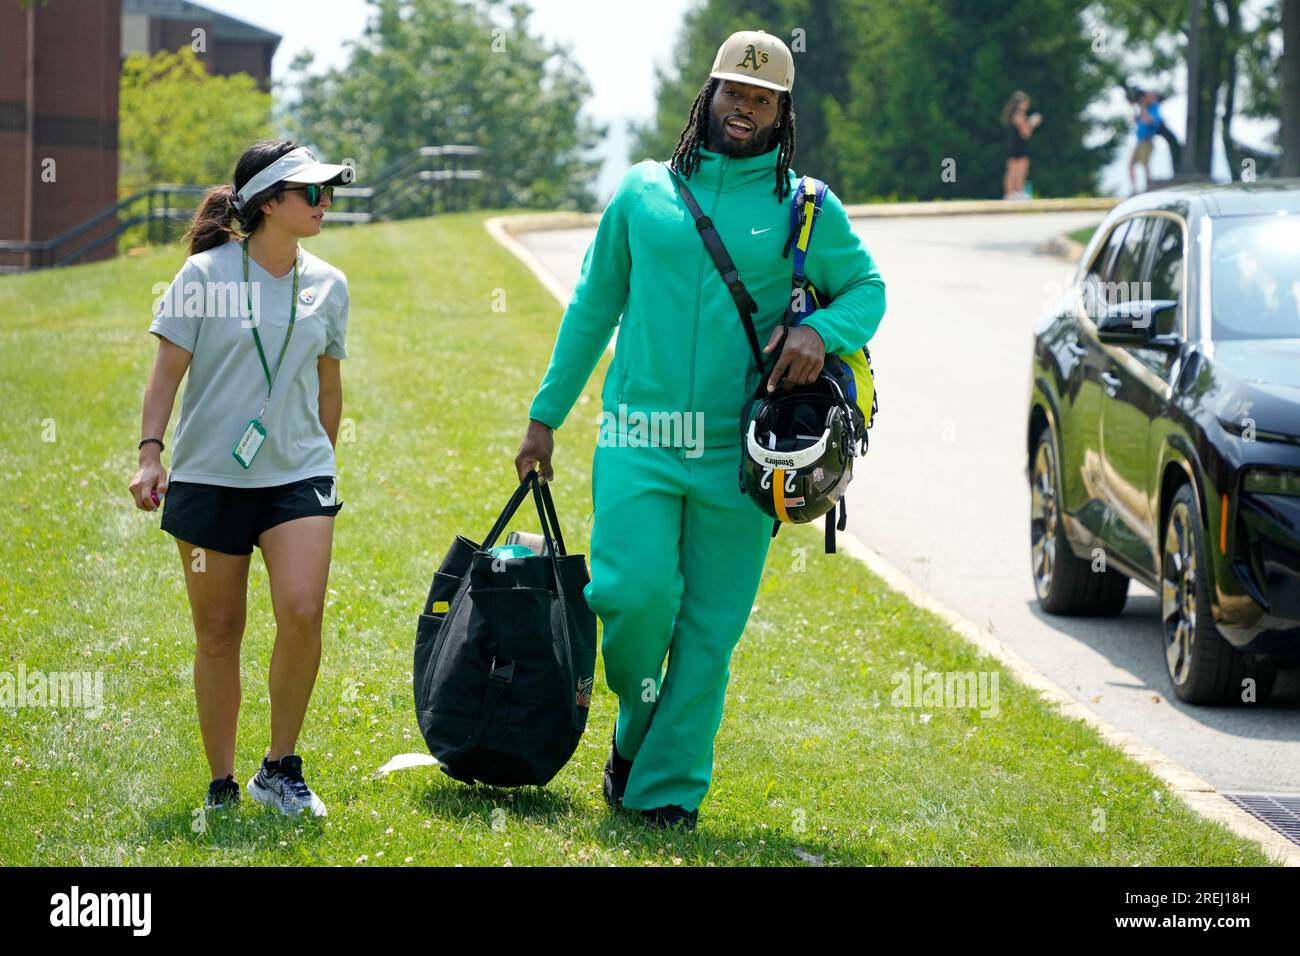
top-left (528, 144), bottom-right (886, 448)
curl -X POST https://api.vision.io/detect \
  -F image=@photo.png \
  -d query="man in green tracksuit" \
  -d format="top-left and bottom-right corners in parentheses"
top-left (514, 30), bottom-right (885, 830)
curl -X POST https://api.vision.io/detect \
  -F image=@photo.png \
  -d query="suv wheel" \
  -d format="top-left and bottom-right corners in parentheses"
top-left (1029, 427), bottom-right (1129, 615)
top-left (1161, 484), bottom-right (1275, 705)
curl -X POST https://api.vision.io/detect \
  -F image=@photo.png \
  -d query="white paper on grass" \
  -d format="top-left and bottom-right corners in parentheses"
top-left (372, 753), bottom-right (443, 779)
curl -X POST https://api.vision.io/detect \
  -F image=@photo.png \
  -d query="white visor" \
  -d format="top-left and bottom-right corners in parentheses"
top-left (233, 147), bottom-right (355, 212)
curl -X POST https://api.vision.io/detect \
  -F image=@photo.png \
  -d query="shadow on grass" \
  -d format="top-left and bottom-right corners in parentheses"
top-left (136, 802), bottom-right (327, 853)
top-left (413, 771), bottom-right (852, 864)
top-left (413, 774), bottom-right (576, 821)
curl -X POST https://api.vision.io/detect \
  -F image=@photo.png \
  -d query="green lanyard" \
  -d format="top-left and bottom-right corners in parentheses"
top-left (242, 238), bottom-right (299, 421)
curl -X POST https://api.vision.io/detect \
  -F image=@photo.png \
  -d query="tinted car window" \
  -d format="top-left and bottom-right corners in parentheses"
top-left (1109, 216), bottom-right (1150, 287)
top-left (1147, 219), bottom-right (1183, 300)
top-left (1081, 220), bottom-right (1130, 319)
top-left (1146, 218), bottom-right (1184, 335)
top-left (1089, 220), bottom-right (1130, 281)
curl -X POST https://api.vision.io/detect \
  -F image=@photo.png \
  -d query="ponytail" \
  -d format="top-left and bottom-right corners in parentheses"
top-left (185, 184), bottom-right (243, 255)
top-left (182, 140), bottom-right (300, 256)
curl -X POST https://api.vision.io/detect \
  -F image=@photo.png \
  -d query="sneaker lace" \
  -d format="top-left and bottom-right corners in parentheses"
top-left (276, 760), bottom-right (312, 801)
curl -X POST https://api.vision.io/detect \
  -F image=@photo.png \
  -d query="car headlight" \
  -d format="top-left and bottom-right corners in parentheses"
top-left (1243, 469), bottom-right (1300, 496)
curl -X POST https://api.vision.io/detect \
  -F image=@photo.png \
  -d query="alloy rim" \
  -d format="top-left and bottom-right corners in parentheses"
top-left (1030, 439), bottom-right (1058, 599)
top-left (1162, 500), bottom-right (1197, 685)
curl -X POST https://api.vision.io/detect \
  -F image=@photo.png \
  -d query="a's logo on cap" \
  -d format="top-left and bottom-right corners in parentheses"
top-left (736, 44), bottom-right (769, 72)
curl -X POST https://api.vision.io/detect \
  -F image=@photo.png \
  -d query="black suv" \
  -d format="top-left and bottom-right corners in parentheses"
top-left (1027, 181), bottom-right (1300, 705)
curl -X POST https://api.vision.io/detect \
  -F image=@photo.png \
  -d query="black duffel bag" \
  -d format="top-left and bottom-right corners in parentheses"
top-left (414, 471), bottom-right (597, 787)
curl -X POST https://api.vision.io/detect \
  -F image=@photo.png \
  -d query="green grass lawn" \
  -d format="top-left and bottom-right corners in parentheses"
top-left (0, 212), bottom-right (1273, 866)
top-left (1069, 224), bottom-right (1100, 246)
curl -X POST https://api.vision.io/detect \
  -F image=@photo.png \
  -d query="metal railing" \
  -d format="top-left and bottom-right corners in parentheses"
top-left (0, 145), bottom-right (484, 273)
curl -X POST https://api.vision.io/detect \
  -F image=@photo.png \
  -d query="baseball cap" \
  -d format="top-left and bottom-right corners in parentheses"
top-left (234, 146), bottom-right (356, 212)
top-left (710, 30), bottom-right (795, 93)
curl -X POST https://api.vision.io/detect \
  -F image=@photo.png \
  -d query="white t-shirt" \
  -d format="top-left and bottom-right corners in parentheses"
top-left (148, 239), bottom-right (349, 488)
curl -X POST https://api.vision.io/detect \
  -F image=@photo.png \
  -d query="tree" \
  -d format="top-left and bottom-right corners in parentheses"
top-left (283, 0), bottom-right (603, 212)
top-left (1279, 0), bottom-right (1298, 175)
top-left (1094, 0), bottom-right (1284, 178)
top-left (118, 46), bottom-right (273, 195)
top-left (633, 0), bottom-right (1119, 200)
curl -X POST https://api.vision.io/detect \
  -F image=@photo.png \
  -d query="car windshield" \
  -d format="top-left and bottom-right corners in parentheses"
top-left (1211, 213), bottom-right (1300, 340)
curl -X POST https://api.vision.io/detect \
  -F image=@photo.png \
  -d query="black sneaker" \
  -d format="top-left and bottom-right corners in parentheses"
top-left (247, 754), bottom-right (327, 817)
top-left (204, 774), bottom-right (240, 810)
top-left (602, 727), bottom-right (633, 809)
top-left (640, 804), bottom-right (698, 831)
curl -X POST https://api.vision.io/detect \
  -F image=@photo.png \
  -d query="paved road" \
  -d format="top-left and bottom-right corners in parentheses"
top-left (519, 211), bottom-right (1300, 796)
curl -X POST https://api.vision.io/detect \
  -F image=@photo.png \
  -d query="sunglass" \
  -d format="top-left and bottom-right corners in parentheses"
top-left (282, 184), bottom-right (334, 206)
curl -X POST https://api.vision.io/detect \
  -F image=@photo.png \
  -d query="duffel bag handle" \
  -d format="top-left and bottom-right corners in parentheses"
top-left (481, 471), bottom-right (569, 556)
top-left (525, 471), bottom-right (567, 560)
top-left (536, 479), bottom-right (567, 556)
top-left (481, 474), bottom-right (538, 551)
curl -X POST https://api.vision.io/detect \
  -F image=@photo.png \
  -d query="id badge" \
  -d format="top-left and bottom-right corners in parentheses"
top-left (232, 418), bottom-right (267, 469)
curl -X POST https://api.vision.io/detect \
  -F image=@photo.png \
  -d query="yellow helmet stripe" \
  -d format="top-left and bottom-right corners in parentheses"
top-left (772, 468), bottom-right (791, 522)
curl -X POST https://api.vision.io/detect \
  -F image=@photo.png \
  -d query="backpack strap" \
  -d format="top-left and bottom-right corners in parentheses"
top-left (824, 498), bottom-right (847, 554)
top-left (663, 161), bottom-right (765, 371)
top-left (782, 175), bottom-right (828, 285)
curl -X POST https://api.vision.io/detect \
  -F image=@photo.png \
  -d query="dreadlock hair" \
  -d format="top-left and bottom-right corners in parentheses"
top-left (669, 77), bottom-right (796, 203)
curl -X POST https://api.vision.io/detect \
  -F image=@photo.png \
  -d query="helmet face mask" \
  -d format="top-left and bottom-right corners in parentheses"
top-left (741, 369), bottom-right (859, 523)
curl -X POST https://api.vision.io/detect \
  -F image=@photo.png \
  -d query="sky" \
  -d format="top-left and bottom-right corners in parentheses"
top-left (194, 0), bottom-right (1279, 203)
top-left (195, 0), bottom-right (695, 202)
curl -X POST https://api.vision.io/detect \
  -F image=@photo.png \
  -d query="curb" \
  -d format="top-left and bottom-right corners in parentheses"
top-left (1043, 232), bottom-right (1089, 263)
top-left (484, 215), bottom-right (575, 307)
top-left (486, 210), bottom-right (1298, 867)
top-left (841, 196), bottom-right (1119, 219)
top-left (488, 197), bottom-right (1120, 236)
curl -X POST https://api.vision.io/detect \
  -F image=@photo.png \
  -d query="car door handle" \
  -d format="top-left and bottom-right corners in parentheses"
top-left (1100, 370), bottom-right (1122, 395)
top-left (1065, 339), bottom-right (1087, 358)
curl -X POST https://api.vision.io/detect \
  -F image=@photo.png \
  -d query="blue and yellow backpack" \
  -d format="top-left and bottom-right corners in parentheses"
top-left (781, 175), bottom-right (878, 454)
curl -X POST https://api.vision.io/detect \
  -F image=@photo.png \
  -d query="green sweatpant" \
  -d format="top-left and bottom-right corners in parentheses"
top-left (584, 439), bottom-right (774, 813)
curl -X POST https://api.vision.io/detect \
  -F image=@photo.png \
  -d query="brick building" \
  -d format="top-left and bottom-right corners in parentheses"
top-left (122, 0), bottom-right (280, 93)
top-left (0, 0), bottom-right (123, 268)
top-left (0, 0), bottom-right (280, 269)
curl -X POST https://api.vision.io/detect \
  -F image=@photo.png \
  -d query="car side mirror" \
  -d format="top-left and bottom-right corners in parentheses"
top-left (1096, 299), bottom-right (1179, 347)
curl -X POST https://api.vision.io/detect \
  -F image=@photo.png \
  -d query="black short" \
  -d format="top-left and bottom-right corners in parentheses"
top-left (160, 475), bottom-right (344, 556)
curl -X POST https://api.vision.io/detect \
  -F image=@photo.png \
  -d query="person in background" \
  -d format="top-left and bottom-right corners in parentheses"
top-left (1002, 91), bottom-right (1043, 200)
top-left (1129, 88), bottom-right (1163, 195)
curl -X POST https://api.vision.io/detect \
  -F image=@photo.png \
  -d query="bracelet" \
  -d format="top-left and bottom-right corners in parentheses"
top-left (138, 437), bottom-right (165, 452)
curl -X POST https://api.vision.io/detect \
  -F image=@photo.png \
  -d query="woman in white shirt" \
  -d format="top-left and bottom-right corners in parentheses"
top-left (128, 140), bottom-right (355, 817)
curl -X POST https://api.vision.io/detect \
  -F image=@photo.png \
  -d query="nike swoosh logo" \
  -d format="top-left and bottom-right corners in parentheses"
top-left (751, 227), bottom-right (772, 235)
top-left (314, 482), bottom-right (337, 507)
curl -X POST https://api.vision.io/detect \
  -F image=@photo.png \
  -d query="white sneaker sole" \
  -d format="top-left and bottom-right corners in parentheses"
top-left (247, 775), bottom-right (328, 818)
